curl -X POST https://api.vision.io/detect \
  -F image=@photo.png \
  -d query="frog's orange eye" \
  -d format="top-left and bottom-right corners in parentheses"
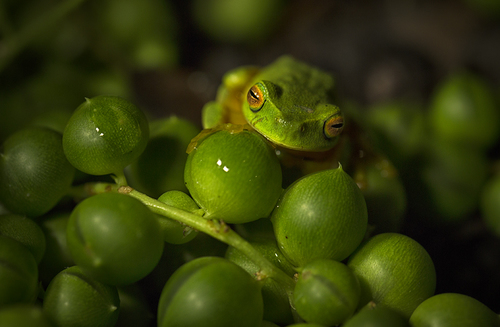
top-left (323, 114), bottom-right (344, 139)
top-left (247, 84), bottom-right (264, 112)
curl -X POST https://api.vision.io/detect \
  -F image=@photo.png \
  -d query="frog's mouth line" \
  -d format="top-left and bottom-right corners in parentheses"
top-left (251, 122), bottom-right (334, 153)
top-left (249, 116), bottom-right (266, 128)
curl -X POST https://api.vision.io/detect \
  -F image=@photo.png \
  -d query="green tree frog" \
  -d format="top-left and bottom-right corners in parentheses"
top-left (194, 55), bottom-right (407, 232)
top-left (201, 56), bottom-right (345, 155)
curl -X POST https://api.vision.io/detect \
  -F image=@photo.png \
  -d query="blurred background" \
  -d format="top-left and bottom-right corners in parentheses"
top-left (1, 0), bottom-right (499, 314)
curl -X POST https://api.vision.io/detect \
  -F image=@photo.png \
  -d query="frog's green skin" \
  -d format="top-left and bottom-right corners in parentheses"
top-left (202, 56), bottom-right (344, 153)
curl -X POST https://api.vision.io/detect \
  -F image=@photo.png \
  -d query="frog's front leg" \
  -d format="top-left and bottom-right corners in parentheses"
top-left (202, 66), bottom-right (260, 129)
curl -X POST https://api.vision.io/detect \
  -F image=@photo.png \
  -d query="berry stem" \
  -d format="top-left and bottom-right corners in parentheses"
top-left (118, 186), bottom-right (296, 299)
top-left (112, 171), bottom-right (128, 187)
top-left (67, 182), bottom-right (119, 201)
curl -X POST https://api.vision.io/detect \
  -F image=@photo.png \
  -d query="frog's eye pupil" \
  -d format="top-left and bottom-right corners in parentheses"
top-left (247, 85), bottom-right (264, 112)
top-left (249, 89), bottom-right (258, 100)
top-left (324, 114), bottom-right (344, 139)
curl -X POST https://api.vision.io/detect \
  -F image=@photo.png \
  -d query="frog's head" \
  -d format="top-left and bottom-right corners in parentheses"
top-left (242, 80), bottom-right (344, 151)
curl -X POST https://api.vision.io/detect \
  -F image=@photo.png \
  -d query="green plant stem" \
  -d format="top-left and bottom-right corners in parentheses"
top-left (112, 171), bottom-right (128, 187)
top-left (117, 186), bottom-right (296, 296)
top-left (67, 182), bottom-right (119, 201)
top-left (0, 0), bottom-right (87, 72)
top-left (73, 182), bottom-right (297, 307)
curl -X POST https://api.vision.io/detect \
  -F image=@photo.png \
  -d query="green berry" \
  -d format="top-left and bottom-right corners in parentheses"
top-left (422, 140), bottom-right (488, 221)
top-left (294, 259), bottom-right (361, 325)
top-left (429, 71), bottom-right (499, 149)
top-left (38, 212), bottom-right (74, 286)
top-left (347, 233), bottom-right (436, 319)
top-left (0, 127), bottom-right (75, 217)
top-left (0, 214), bottom-right (46, 264)
top-left (366, 101), bottom-right (426, 165)
top-left (157, 256), bottom-right (263, 327)
top-left (343, 303), bottom-right (409, 327)
top-left (66, 193), bottom-right (164, 285)
top-left (157, 190), bottom-right (199, 244)
top-left (0, 304), bottom-right (55, 327)
top-left (191, 0), bottom-right (285, 44)
top-left (185, 126), bottom-right (282, 224)
top-left (410, 293), bottom-right (500, 327)
top-left (0, 235), bottom-right (38, 306)
top-left (63, 95), bottom-right (149, 176)
top-left (43, 266), bottom-right (120, 327)
top-left (271, 166), bottom-right (367, 267)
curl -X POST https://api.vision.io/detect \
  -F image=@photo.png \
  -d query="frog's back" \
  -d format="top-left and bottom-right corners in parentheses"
top-left (251, 56), bottom-right (335, 108)
top-left (255, 56), bottom-right (333, 89)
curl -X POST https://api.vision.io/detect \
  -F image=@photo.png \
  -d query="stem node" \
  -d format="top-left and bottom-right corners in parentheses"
top-left (118, 186), bottom-right (133, 194)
